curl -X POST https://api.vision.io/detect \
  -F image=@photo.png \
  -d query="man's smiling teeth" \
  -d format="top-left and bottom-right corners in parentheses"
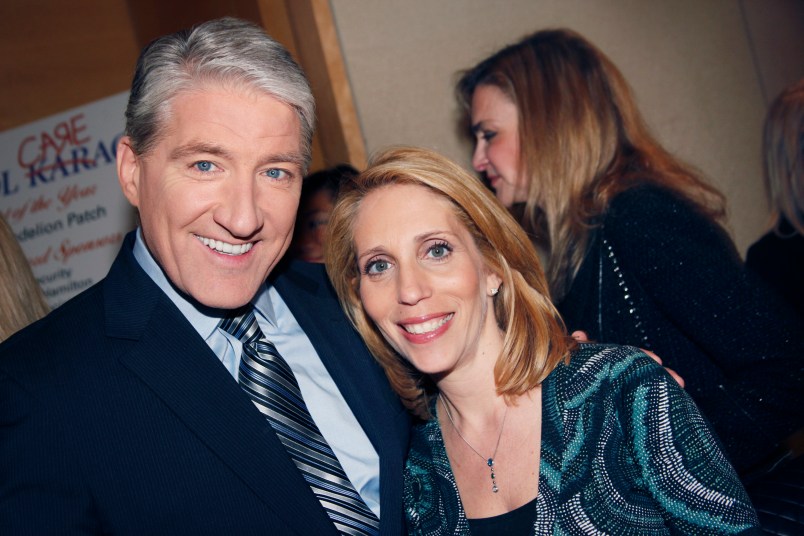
top-left (403, 314), bottom-right (453, 335)
top-left (196, 235), bottom-right (253, 256)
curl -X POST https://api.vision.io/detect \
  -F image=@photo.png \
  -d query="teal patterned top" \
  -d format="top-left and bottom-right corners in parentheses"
top-left (404, 344), bottom-right (761, 535)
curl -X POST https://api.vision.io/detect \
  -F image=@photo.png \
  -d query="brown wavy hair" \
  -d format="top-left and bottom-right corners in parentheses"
top-left (457, 28), bottom-right (726, 299)
top-left (325, 146), bottom-right (573, 419)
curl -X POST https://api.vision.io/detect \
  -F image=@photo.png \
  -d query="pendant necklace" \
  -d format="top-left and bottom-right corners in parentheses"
top-left (440, 395), bottom-right (508, 493)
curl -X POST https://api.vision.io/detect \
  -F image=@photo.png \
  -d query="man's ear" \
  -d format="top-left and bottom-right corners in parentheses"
top-left (116, 136), bottom-right (141, 208)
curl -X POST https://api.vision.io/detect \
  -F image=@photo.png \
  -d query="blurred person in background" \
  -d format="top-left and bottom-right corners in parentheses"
top-left (456, 28), bottom-right (803, 485)
top-left (746, 79), bottom-right (804, 320)
top-left (291, 164), bottom-right (358, 263)
top-left (0, 213), bottom-right (49, 342)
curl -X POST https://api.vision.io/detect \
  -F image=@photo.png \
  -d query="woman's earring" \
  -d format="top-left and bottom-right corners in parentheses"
top-left (490, 288), bottom-right (499, 296)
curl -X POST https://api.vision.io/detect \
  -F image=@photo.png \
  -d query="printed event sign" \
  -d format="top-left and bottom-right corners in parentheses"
top-left (0, 91), bottom-right (136, 308)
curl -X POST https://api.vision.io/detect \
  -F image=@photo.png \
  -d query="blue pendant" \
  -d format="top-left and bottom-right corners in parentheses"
top-left (488, 458), bottom-right (499, 492)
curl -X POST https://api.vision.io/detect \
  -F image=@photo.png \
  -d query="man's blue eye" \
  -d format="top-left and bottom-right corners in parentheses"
top-left (195, 161), bottom-right (214, 172)
top-left (266, 169), bottom-right (287, 179)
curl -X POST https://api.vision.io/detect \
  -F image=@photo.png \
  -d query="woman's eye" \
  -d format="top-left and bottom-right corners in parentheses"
top-left (365, 259), bottom-right (390, 275)
top-left (193, 161), bottom-right (216, 172)
top-left (482, 130), bottom-right (497, 142)
top-left (427, 242), bottom-right (452, 259)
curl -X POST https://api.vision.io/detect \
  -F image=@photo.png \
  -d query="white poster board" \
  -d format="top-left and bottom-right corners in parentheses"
top-left (0, 91), bottom-right (136, 308)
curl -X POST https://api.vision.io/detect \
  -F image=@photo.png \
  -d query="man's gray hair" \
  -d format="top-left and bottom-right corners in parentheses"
top-left (124, 17), bottom-right (315, 170)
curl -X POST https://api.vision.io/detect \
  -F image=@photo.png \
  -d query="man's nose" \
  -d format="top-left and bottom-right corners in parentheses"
top-left (215, 176), bottom-right (262, 238)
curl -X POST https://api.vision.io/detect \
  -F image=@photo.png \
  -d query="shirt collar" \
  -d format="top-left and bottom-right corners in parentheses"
top-left (131, 227), bottom-right (276, 339)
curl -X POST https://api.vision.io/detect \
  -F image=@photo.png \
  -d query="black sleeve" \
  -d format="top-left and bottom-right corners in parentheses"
top-left (604, 186), bottom-right (803, 437)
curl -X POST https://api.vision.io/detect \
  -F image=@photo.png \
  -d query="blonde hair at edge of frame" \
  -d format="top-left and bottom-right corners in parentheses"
top-left (0, 215), bottom-right (49, 342)
top-left (325, 146), bottom-right (573, 419)
top-left (763, 79), bottom-right (804, 236)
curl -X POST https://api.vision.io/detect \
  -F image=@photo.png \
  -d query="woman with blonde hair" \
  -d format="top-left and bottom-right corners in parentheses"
top-left (456, 28), bottom-right (803, 479)
top-left (746, 79), bottom-right (804, 319)
top-left (325, 146), bottom-right (759, 534)
top-left (0, 214), bottom-right (49, 342)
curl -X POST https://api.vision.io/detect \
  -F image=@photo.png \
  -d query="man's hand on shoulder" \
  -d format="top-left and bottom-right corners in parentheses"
top-left (571, 331), bottom-right (685, 388)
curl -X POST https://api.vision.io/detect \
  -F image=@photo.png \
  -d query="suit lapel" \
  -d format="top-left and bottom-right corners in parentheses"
top-left (273, 262), bottom-right (410, 536)
top-left (272, 262), bottom-right (406, 452)
top-left (104, 236), bottom-right (338, 534)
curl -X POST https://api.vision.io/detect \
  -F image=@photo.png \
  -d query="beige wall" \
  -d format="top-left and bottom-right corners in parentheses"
top-left (330, 0), bottom-right (804, 254)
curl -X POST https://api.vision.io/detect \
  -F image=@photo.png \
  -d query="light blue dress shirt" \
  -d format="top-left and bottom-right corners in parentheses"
top-left (132, 229), bottom-right (381, 517)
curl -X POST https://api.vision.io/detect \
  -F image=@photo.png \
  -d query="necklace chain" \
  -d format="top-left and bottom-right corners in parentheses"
top-left (440, 395), bottom-right (508, 493)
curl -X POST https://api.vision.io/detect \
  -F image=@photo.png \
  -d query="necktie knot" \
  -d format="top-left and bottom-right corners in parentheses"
top-left (218, 307), bottom-right (263, 345)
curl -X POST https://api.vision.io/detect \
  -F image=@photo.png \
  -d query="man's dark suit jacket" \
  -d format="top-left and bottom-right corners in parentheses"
top-left (0, 232), bottom-right (410, 535)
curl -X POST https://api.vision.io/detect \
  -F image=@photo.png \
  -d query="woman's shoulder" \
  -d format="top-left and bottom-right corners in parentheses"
top-left (552, 343), bottom-right (664, 396)
top-left (602, 183), bottom-right (734, 257)
top-left (607, 183), bottom-right (702, 222)
top-left (563, 342), bottom-right (655, 372)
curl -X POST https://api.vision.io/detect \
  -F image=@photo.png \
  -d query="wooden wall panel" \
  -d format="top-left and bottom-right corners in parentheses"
top-left (282, 0), bottom-right (367, 169)
top-left (0, 0), bottom-right (140, 131)
top-left (125, 0), bottom-right (263, 49)
top-left (0, 0), bottom-right (366, 172)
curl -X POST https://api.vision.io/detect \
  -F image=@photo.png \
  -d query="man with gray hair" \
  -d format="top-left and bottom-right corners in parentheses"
top-left (0, 18), bottom-right (408, 535)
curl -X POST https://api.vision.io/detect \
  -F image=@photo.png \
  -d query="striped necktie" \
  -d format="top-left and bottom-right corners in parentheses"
top-left (219, 308), bottom-right (380, 536)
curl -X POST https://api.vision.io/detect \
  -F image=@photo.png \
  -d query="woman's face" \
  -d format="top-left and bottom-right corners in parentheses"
top-left (353, 183), bottom-right (502, 379)
top-left (470, 84), bottom-right (529, 208)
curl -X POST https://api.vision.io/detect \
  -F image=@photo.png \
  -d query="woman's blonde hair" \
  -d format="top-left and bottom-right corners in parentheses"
top-left (762, 79), bottom-right (804, 235)
top-left (457, 28), bottom-right (726, 299)
top-left (325, 146), bottom-right (572, 419)
top-left (0, 215), bottom-right (49, 342)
